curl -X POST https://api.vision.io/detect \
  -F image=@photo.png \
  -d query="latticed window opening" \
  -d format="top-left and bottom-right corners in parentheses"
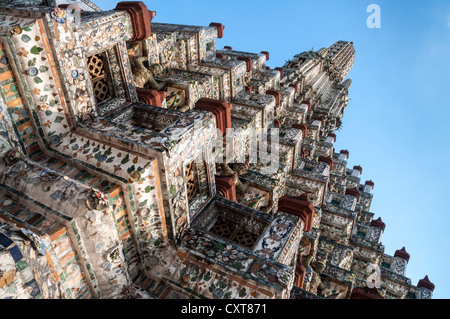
top-left (331, 198), bottom-right (341, 206)
top-left (303, 161), bottom-right (315, 172)
top-left (381, 261), bottom-right (391, 269)
top-left (356, 231), bottom-right (366, 239)
top-left (407, 292), bottom-right (417, 299)
top-left (86, 53), bottom-right (114, 104)
top-left (210, 215), bottom-right (260, 249)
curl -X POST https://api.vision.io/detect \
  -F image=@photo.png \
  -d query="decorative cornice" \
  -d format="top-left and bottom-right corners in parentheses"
top-left (237, 56), bottom-right (252, 72)
top-left (260, 51), bottom-right (270, 61)
top-left (266, 90), bottom-right (281, 105)
top-left (274, 67), bottom-right (283, 77)
top-left (215, 174), bottom-right (237, 202)
top-left (136, 88), bottom-right (167, 107)
top-left (194, 98), bottom-right (232, 136)
top-left (292, 124), bottom-right (307, 138)
top-left (289, 84), bottom-right (298, 93)
top-left (327, 133), bottom-right (336, 142)
top-left (278, 194), bottom-right (314, 232)
top-left (300, 100), bottom-right (311, 111)
top-left (209, 22), bottom-right (224, 38)
top-left (114, 1), bottom-right (154, 41)
top-left (345, 187), bottom-right (360, 201)
top-left (318, 156), bottom-right (334, 170)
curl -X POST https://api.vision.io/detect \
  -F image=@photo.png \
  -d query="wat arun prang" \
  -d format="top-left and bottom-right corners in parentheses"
top-left (0, 0), bottom-right (434, 299)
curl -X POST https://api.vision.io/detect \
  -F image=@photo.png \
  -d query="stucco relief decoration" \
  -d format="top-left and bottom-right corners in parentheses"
top-left (3, 148), bottom-right (21, 166)
top-left (254, 215), bottom-right (295, 259)
top-left (50, 7), bottom-right (68, 24)
top-left (86, 188), bottom-right (108, 211)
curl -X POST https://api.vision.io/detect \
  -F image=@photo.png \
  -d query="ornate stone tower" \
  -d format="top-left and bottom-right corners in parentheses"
top-left (0, 0), bottom-right (434, 299)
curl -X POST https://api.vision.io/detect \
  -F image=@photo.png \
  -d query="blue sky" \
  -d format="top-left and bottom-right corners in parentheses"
top-left (101, 0), bottom-right (450, 298)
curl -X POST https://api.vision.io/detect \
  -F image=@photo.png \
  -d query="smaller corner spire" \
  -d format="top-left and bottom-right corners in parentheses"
top-left (370, 217), bottom-right (385, 232)
top-left (417, 276), bottom-right (435, 292)
top-left (394, 247), bottom-right (410, 263)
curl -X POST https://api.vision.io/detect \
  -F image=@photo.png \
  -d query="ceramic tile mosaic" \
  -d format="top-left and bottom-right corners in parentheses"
top-left (0, 2), bottom-right (433, 300)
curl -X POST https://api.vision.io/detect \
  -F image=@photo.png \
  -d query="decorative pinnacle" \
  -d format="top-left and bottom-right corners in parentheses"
top-left (394, 247), bottom-right (410, 263)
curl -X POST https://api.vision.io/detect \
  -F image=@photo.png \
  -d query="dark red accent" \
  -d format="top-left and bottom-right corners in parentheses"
top-left (245, 86), bottom-right (252, 93)
top-left (261, 51), bottom-right (270, 61)
top-left (417, 276), bottom-right (435, 292)
top-left (266, 90), bottom-right (281, 105)
top-left (295, 255), bottom-right (306, 288)
top-left (292, 124), bottom-right (307, 138)
top-left (237, 57), bottom-right (252, 72)
top-left (370, 217), bottom-right (386, 232)
top-left (301, 100), bottom-right (311, 111)
top-left (274, 119), bottom-right (281, 128)
top-left (278, 194), bottom-right (314, 232)
top-left (340, 149), bottom-right (349, 159)
top-left (265, 66), bottom-right (271, 70)
top-left (289, 84), bottom-right (298, 93)
top-left (194, 98), bottom-right (232, 136)
top-left (327, 133), bottom-right (336, 142)
top-left (350, 287), bottom-right (384, 300)
top-left (353, 165), bottom-right (363, 174)
top-left (136, 88), bottom-right (167, 107)
top-left (114, 1), bottom-right (153, 41)
top-left (345, 187), bottom-right (360, 201)
top-left (394, 247), bottom-right (410, 262)
top-left (216, 53), bottom-right (226, 59)
top-left (300, 148), bottom-right (306, 159)
top-left (365, 180), bottom-right (375, 188)
top-left (312, 117), bottom-right (323, 125)
top-left (209, 22), bottom-right (225, 38)
top-left (215, 174), bottom-right (237, 202)
top-left (318, 156), bottom-right (334, 170)
top-left (224, 46), bottom-right (233, 50)
top-left (274, 67), bottom-right (283, 77)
